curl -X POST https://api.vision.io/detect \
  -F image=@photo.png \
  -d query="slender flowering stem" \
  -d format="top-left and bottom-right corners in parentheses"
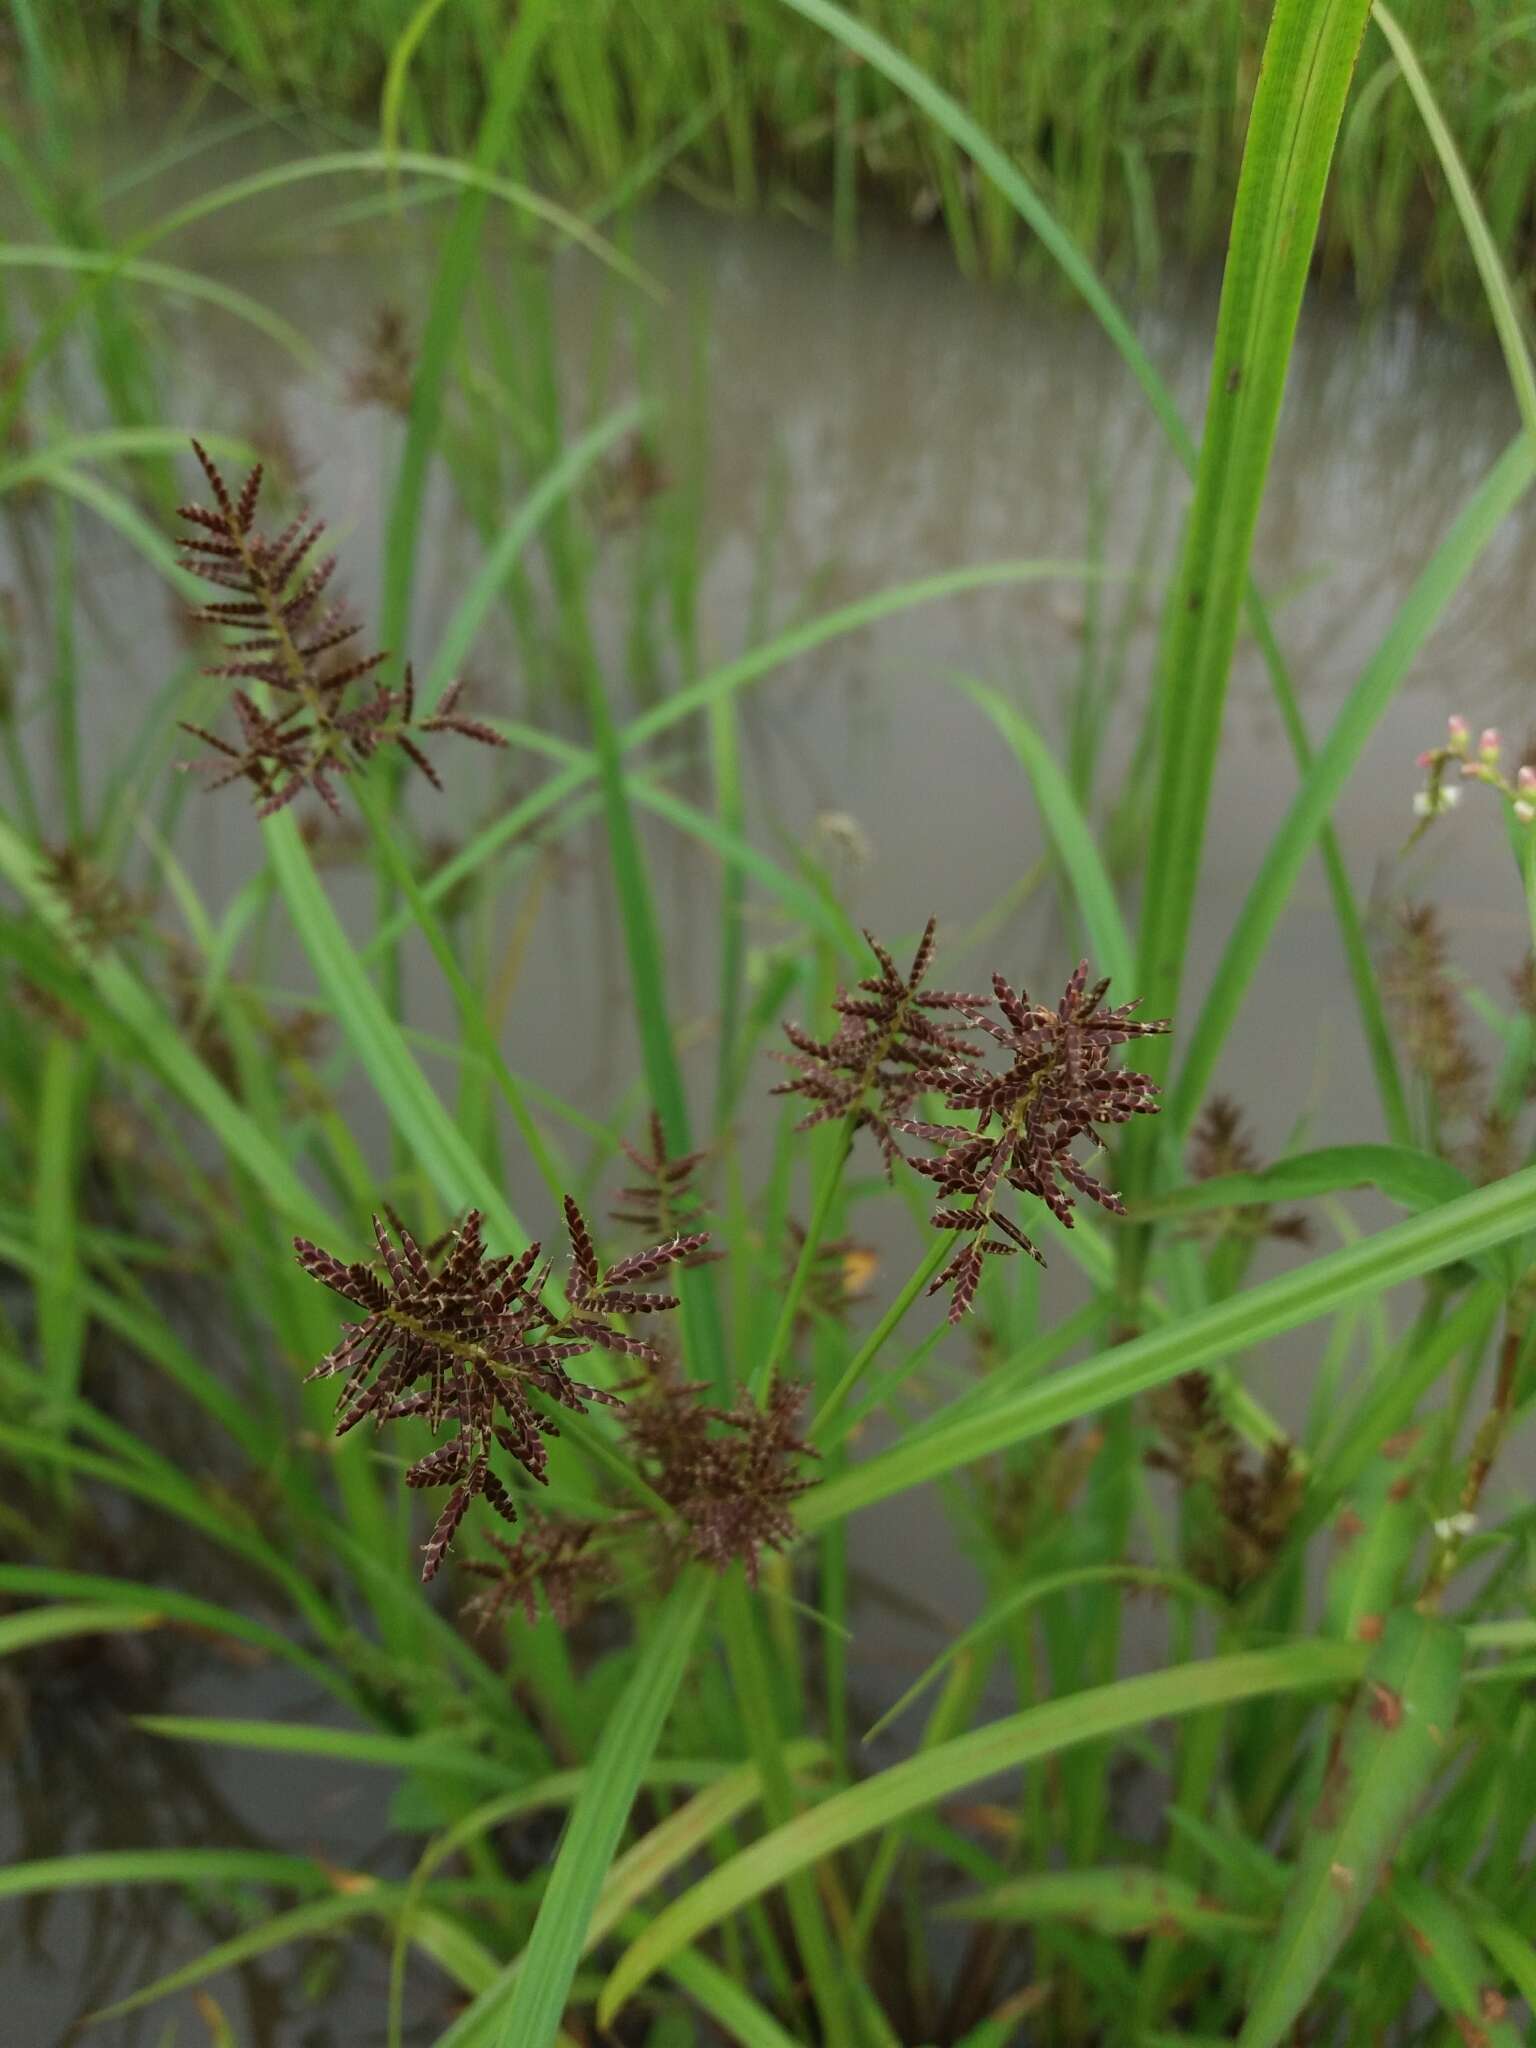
top-left (810, 1235), bottom-right (953, 1444)
top-left (754, 1115), bottom-right (856, 1395)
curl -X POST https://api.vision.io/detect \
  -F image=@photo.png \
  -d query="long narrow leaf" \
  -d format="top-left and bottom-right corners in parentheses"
top-left (263, 811), bottom-right (525, 1242)
top-left (1236, 1609), bottom-right (1463, 2047)
top-left (800, 1161), bottom-right (1536, 1528)
top-left (598, 1642), bottom-right (1365, 2023)
top-left (438, 1574), bottom-right (712, 2048)
top-left (1172, 432), bottom-right (1536, 1131)
top-left (1135, 0), bottom-right (1373, 1084)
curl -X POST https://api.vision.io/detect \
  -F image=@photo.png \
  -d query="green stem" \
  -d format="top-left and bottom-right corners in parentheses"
top-left (756, 1117), bottom-right (856, 1394)
top-left (350, 775), bottom-right (567, 1206)
top-left (811, 1235), bottom-right (951, 1443)
top-left (719, 1572), bottom-right (855, 2048)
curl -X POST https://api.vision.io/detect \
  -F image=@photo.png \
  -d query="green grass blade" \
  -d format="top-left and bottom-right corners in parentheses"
top-left (642, 1935), bottom-right (804, 2048)
top-left (385, 1758), bottom-right (754, 2048)
top-left (0, 1602), bottom-right (160, 1657)
top-left (0, 425), bottom-right (254, 498)
top-left (87, 1891), bottom-right (423, 2025)
top-left (1236, 1609), bottom-right (1463, 2047)
top-left (800, 1160), bottom-right (1536, 1528)
top-left (943, 1865), bottom-right (1269, 1938)
top-left (558, 535), bottom-right (728, 1383)
top-left (387, 1746), bottom-right (825, 2048)
top-left (770, 0), bottom-right (1190, 454)
top-left (773, 0), bottom-right (1402, 1150)
top-left (953, 677), bottom-right (1133, 992)
top-left (380, 0), bottom-right (559, 670)
top-left (1370, 3), bottom-right (1536, 436)
top-left (390, 563), bottom-right (1103, 931)
top-left (141, 152), bottom-right (663, 301)
top-left (597, 1641), bottom-right (1365, 2024)
top-left (263, 810), bottom-right (525, 1242)
top-left (380, 0), bottom-right (454, 157)
top-left (0, 1567), bottom-right (346, 1700)
top-left (1172, 432), bottom-right (1536, 1132)
top-left (419, 401), bottom-right (644, 713)
top-left (1130, 1144), bottom-right (1475, 1223)
top-left (1387, 1872), bottom-right (1525, 2047)
top-left (583, 1741), bottom-right (829, 1958)
top-left (438, 1574), bottom-right (712, 2048)
top-left (346, 776), bottom-right (567, 1208)
top-left (864, 1565), bottom-right (1223, 1744)
top-left (0, 818), bottom-right (329, 1234)
top-left (0, 1849), bottom-right (326, 1904)
top-left (1457, 1891), bottom-right (1536, 2011)
top-left (133, 1714), bottom-right (526, 1792)
top-left (33, 1029), bottom-right (86, 1429)
top-left (1135, 0), bottom-right (1373, 1105)
top-left (0, 246), bottom-right (320, 368)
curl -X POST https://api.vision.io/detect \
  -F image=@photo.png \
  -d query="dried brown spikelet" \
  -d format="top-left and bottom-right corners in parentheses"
top-left (347, 305), bottom-right (415, 416)
top-left (1508, 952), bottom-right (1536, 1027)
top-left (295, 1199), bottom-right (708, 1580)
top-left (1189, 1093), bottom-right (1259, 1180)
top-left (892, 960), bottom-right (1169, 1321)
top-left (1187, 1093), bottom-right (1311, 1246)
top-left (1, 349), bottom-right (28, 457)
top-left (1464, 1105), bottom-right (1516, 1187)
top-left (590, 430), bottom-right (671, 532)
top-left (13, 974), bottom-right (85, 1039)
top-left (610, 1111), bottom-right (721, 1267)
top-left (621, 1359), bottom-right (817, 1587)
top-left (782, 1220), bottom-right (878, 1330)
top-left (772, 917), bottom-right (981, 1176)
top-left (0, 587), bottom-right (19, 723)
top-left (39, 845), bottom-right (145, 951)
top-left (1147, 1372), bottom-right (1304, 1595)
top-left (175, 440), bottom-right (504, 816)
top-left (297, 813), bottom-right (370, 866)
top-left (1382, 902), bottom-right (1482, 1123)
top-left (460, 1514), bottom-right (610, 1629)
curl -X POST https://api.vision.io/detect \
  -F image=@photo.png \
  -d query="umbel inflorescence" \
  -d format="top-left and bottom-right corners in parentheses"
top-left (294, 919), bottom-right (1166, 1599)
top-left (778, 930), bottom-right (1169, 1320)
top-left (177, 440), bottom-right (502, 815)
top-left (772, 917), bottom-right (981, 1173)
top-left (295, 1200), bottom-right (706, 1579)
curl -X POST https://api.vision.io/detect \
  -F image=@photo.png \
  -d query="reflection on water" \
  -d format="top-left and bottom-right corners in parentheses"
top-left (4, 158), bottom-right (1534, 2038)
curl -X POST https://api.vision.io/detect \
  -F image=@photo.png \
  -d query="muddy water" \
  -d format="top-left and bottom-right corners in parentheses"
top-left (5, 168), bottom-right (1536, 2040)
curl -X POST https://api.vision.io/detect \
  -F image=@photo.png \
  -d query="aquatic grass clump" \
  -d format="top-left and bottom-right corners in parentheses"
top-left (6, 1), bottom-right (1536, 2042)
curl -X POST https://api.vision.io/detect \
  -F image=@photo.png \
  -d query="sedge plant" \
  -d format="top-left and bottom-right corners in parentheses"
top-left (3, 2), bottom-right (1536, 2044)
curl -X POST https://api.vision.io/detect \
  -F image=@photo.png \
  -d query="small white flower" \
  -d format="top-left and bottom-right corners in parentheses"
top-left (1433, 1511), bottom-right (1477, 1542)
top-left (1516, 800), bottom-right (1535, 826)
top-left (1413, 785), bottom-right (1460, 817)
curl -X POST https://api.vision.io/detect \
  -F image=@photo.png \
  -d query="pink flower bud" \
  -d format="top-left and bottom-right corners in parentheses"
top-left (1479, 727), bottom-right (1502, 762)
top-left (1519, 765), bottom-right (1536, 794)
top-left (1416, 750), bottom-right (1436, 769)
top-left (1447, 714), bottom-right (1470, 749)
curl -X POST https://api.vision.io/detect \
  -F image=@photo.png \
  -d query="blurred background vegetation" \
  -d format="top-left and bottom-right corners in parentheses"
top-left (17, 0), bottom-right (1536, 312)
